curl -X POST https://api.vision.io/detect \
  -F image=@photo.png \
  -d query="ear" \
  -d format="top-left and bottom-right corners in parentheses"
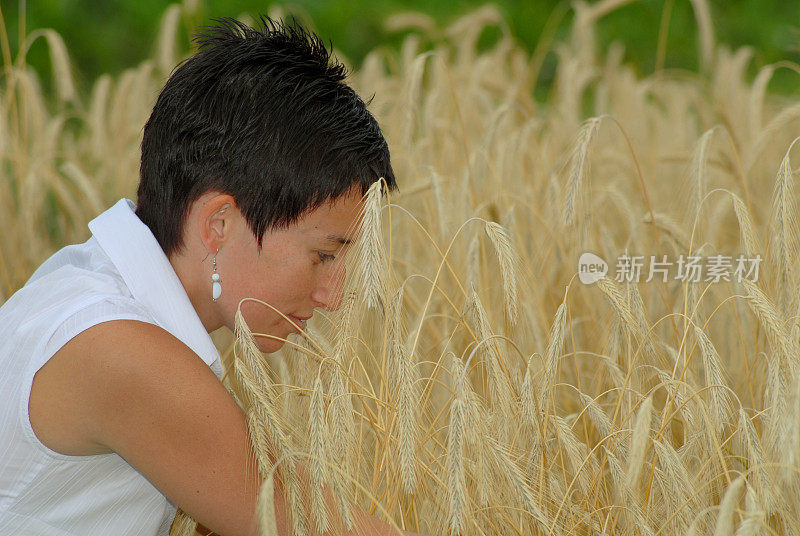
top-left (198, 193), bottom-right (236, 254)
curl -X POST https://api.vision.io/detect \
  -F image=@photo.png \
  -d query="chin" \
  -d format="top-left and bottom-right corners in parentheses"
top-left (255, 337), bottom-right (287, 354)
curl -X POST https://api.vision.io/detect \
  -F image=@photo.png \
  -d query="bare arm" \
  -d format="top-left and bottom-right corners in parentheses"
top-left (30, 320), bottom-right (426, 536)
top-left (31, 320), bottom-right (260, 535)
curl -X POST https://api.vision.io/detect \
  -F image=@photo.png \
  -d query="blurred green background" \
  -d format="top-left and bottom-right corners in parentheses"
top-left (2, 0), bottom-right (798, 96)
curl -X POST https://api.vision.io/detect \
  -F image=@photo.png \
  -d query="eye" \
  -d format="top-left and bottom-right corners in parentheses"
top-left (317, 251), bottom-right (336, 263)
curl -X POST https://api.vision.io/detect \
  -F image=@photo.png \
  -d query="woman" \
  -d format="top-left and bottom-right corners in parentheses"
top-left (0, 17), bottom-right (406, 536)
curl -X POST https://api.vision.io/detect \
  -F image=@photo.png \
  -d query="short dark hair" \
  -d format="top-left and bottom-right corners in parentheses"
top-left (136, 16), bottom-right (396, 256)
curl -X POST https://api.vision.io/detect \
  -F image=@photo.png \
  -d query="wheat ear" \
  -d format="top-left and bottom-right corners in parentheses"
top-left (327, 367), bottom-right (354, 530)
top-left (734, 485), bottom-right (765, 536)
top-left (732, 194), bottom-right (760, 256)
top-left (536, 301), bottom-right (567, 412)
top-left (446, 395), bottom-right (468, 535)
top-left (485, 434), bottom-right (550, 530)
top-left (714, 475), bottom-right (745, 536)
top-left (693, 325), bottom-right (733, 434)
top-left (466, 290), bottom-right (514, 424)
top-left (735, 409), bottom-right (775, 514)
top-left (356, 180), bottom-right (389, 310)
top-left (626, 395), bottom-right (653, 495)
top-left (579, 391), bottom-right (613, 438)
top-left (564, 117), bottom-right (602, 227)
top-left (41, 30), bottom-right (76, 103)
top-left (234, 310), bottom-right (307, 536)
top-left (309, 375), bottom-right (329, 534)
top-left (484, 221), bottom-right (519, 325)
top-left (767, 147), bottom-right (798, 318)
top-left (258, 472), bottom-right (279, 536)
top-left (169, 509), bottom-right (197, 536)
top-left (397, 345), bottom-right (419, 494)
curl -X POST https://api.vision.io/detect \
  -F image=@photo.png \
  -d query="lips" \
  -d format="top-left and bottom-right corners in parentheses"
top-left (288, 314), bottom-right (311, 331)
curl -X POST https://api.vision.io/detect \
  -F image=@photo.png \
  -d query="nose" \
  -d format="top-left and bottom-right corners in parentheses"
top-left (311, 264), bottom-right (347, 312)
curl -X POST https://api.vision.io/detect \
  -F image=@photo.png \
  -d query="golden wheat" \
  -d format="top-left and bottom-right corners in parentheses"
top-left (5, 1), bottom-right (800, 534)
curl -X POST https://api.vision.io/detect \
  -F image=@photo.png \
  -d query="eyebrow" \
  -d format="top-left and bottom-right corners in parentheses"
top-left (324, 234), bottom-right (353, 246)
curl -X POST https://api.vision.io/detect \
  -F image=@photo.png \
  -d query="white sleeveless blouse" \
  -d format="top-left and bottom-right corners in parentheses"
top-left (0, 199), bottom-right (224, 535)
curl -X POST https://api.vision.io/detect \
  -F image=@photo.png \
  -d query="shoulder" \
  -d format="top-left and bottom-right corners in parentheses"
top-left (71, 320), bottom-right (220, 407)
top-left (30, 319), bottom-right (262, 535)
top-left (8, 238), bottom-right (136, 336)
top-left (7, 237), bottom-right (149, 355)
top-left (27, 237), bottom-right (124, 291)
top-left (30, 319), bottom-right (223, 456)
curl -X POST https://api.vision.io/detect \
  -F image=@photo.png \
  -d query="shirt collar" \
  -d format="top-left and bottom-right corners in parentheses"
top-left (88, 198), bottom-right (223, 378)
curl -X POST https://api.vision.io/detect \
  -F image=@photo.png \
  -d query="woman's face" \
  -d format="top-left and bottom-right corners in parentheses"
top-left (216, 187), bottom-right (363, 353)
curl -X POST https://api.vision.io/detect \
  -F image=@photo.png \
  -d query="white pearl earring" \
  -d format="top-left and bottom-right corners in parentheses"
top-left (211, 249), bottom-right (222, 301)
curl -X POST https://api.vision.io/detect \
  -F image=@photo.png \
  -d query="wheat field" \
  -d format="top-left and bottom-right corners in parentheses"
top-left (2, 1), bottom-right (800, 535)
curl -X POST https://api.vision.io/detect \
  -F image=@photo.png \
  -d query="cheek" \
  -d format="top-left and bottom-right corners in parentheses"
top-left (238, 298), bottom-right (283, 334)
top-left (269, 261), bottom-right (318, 301)
top-left (227, 248), bottom-right (314, 322)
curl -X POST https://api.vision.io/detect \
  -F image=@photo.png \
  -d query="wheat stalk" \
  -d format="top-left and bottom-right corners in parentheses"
top-left (466, 289), bottom-right (514, 425)
top-left (387, 286), bottom-right (406, 392)
top-left (731, 195), bottom-right (760, 256)
top-left (397, 345), bottom-right (419, 494)
top-left (579, 391), bottom-right (613, 438)
top-left (155, 4), bottom-right (181, 75)
top-left (484, 221), bottom-right (519, 325)
top-left (625, 395), bottom-right (653, 496)
top-left (735, 409), bottom-right (775, 514)
top-left (653, 439), bottom-right (694, 529)
top-left (446, 396), bottom-right (468, 535)
top-left (536, 301), bottom-right (567, 412)
top-left (768, 147), bottom-right (799, 319)
top-left (309, 375), bottom-right (329, 534)
top-left (714, 475), bottom-right (745, 536)
top-left (693, 325), bottom-right (733, 434)
top-left (563, 117), bottom-right (602, 228)
top-left (484, 434), bottom-right (550, 530)
top-left (11, 6), bottom-right (800, 536)
top-left (40, 29), bottom-right (76, 103)
top-left (259, 472), bottom-right (279, 536)
top-left (234, 310), bottom-right (308, 536)
top-left (327, 367), bottom-right (354, 531)
top-left (169, 510), bottom-right (197, 536)
top-left (734, 486), bottom-right (765, 536)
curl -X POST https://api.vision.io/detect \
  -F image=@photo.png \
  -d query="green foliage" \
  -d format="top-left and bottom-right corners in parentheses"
top-left (1, 0), bottom-right (798, 96)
